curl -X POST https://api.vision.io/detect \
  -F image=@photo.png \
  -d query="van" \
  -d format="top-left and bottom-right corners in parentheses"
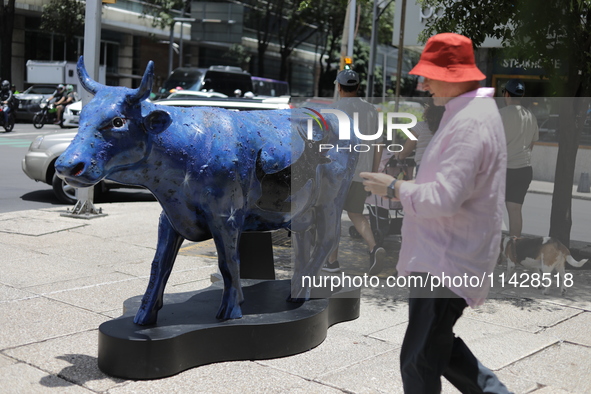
top-left (159, 66), bottom-right (253, 98)
top-left (251, 76), bottom-right (290, 97)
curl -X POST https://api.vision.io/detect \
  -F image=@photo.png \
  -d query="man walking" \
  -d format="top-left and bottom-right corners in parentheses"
top-left (500, 79), bottom-right (539, 237)
top-left (361, 33), bottom-right (512, 393)
top-left (323, 69), bottom-right (385, 276)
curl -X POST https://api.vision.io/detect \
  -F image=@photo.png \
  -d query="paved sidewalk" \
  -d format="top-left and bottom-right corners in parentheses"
top-left (0, 196), bottom-right (590, 393)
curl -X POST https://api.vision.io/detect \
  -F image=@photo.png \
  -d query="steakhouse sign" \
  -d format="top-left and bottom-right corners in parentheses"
top-left (304, 108), bottom-right (418, 153)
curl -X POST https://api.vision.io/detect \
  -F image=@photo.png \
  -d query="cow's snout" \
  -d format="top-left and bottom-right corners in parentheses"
top-left (55, 160), bottom-right (85, 178)
top-left (54, 156), bottom-right (98, 188)
top-left (55, 157), bottom-right (86, 178)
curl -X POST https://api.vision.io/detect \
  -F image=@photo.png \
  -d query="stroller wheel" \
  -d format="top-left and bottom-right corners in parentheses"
top-left (349, 225), bottom-right (362, 239)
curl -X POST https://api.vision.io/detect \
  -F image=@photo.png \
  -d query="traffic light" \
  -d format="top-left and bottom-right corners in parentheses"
top-left (344, 56), bottom-right (353, 70)
top-left (340, 56), bottom-right (353, 70)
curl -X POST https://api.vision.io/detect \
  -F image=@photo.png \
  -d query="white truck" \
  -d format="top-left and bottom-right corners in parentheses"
top-left (26, 60), bottom-right (106, 87)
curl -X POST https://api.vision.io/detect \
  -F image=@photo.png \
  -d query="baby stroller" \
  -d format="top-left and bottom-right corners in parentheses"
top-left (349, 151), bottom-right (415, 246)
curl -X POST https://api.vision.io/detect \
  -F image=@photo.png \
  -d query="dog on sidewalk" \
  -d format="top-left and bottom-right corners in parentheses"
top-left (500, 235), bottom-right (588, 295)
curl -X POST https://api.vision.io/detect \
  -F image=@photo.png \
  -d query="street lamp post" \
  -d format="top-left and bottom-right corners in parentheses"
top-left (366, 0), bottom-right (378, 99)
top-left (394, 0), bottom-right (408, 113)
top-left (168, 17), bottom-right (196, 76)
top-left (366, 0), bottom-right (396, 100)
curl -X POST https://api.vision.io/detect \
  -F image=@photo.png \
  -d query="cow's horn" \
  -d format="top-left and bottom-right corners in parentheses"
top-left (77, 56), bottom-right (101, 95)
top-left (129, 61), bottom-right (154, 103)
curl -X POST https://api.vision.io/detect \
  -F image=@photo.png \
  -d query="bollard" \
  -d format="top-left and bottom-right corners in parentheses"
top-left (577, 172), bottom-right (591, 193)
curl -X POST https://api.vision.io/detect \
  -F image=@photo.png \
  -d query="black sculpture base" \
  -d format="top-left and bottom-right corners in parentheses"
top-left (98, 279), bottom-right (360, 380)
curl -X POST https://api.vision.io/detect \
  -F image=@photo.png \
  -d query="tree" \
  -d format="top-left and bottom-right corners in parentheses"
top-left (302, 0), bottom-right (348, 96)
top-left (0, 0), bottom-right (16, 81)
top-left (419, 0), bottom-right (591, 246)
top-left (244, 0), bottom-right (283, 77)
top-left (40, 0), bottom-right (86, 61)
top-left (142, 0), bottom-right (189, 30)
top-left (275, 0), bottom-right (319, 81)
top-left (222, 44), bottom-right (252, 70)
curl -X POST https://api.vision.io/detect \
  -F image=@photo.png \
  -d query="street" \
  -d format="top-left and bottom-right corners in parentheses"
top-left (0, 123), bottom-right (154, 213)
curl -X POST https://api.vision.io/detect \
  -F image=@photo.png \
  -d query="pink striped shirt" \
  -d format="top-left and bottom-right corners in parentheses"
top-left (397, 88), bottom-right (507, 306)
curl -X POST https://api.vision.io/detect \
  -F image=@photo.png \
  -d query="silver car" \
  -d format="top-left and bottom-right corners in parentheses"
top-left (14, 84), bottom-right (57, 121)
top-left (21, 131), bottom-right (131, 204)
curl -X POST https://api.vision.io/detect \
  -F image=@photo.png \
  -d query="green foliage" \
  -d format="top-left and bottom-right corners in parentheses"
top-left (40, 0), bottom-right (85, 38)
top-left (141, 0), bottom-right (188, 29)
top-left (357, 0), bottom-right (395, 44)
top-left (222, 44), bottom-right (252, 69)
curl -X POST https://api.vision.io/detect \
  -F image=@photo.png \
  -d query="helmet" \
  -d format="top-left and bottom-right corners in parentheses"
top-left (504, 79), bottom-right (525, 97)
top-left (65, 84), bottom-right (74, 93)
top-left (1, 80), bottom-right (9, 90)
top-left (57, 84), bottom-right (65, 91)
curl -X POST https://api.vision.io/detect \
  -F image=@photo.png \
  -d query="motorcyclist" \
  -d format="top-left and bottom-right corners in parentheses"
top-left (54, 84), bottom-right (76, 124)
top-left (0, 80), bottom-right (14, 125)
top-left (47, 84), bottom-right (65, 103)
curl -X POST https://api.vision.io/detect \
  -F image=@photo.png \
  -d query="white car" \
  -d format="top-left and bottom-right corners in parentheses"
top-left (153, 95), bottom-right (291, 111)
top-left (62, 100), bottom-right (82, 127)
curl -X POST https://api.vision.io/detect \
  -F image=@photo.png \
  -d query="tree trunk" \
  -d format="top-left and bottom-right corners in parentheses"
top-left (257, 43), bottom-right (268, 77)
top-left (549, 98), bottom-right (578, 246)
top-left (0, 0), bottom-right (16, 81)
top-left (279, 50), bottom-right (290, 82)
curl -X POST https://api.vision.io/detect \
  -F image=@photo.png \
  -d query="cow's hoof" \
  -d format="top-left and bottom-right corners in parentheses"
top-left (134, 307), bottom-right (158, 326)
top-left (216, 303), bottom-right (243, 320)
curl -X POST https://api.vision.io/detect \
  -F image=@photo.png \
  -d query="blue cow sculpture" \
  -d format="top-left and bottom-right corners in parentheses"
top-left (56, 57), bottom-right (359, 325)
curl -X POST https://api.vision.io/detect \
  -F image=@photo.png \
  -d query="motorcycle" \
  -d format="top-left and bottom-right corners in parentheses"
top-left (33, 99), bottom-right (62, 129)
top-left (0, 105), bottom-right (15, 132)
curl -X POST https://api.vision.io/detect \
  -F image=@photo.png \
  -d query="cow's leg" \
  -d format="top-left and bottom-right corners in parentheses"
top-left (288, 226), bottom-right (314, 302)
top-left (134, 212), bottom-right (184, 325)
top-left (210, 223), bottom-right (244, 320)
top-left (291, 208), bottom-right (342, 300)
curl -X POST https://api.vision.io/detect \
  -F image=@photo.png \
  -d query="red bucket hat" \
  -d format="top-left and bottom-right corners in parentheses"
top-left (409, 33), bottom-right (485, 82)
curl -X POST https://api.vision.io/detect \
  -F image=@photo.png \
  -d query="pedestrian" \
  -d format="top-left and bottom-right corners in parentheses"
top-left (361, 33), bottom-right (512, 393)
top-left (322, 69), bottom-right (386, 276)
top-left (500, 79), bottom-right (539, 237)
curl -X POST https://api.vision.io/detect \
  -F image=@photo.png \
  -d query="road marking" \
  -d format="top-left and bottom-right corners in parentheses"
top-left (0, 138), bottom-right (32, 148)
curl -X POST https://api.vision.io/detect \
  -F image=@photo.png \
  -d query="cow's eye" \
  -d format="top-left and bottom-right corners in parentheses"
top-left (112, 117), bottom-right (126, 128)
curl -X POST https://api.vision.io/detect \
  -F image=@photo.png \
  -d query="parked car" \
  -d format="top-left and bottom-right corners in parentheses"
top-left (14, 84), bottom-right (58, 121)
top-left (165, 90), bottom-right (228, 99)
top-left (23, 96), bottom-right (293, 204)
top-left (21, 131), bottom-right (138, 204)
top-left (157, 65), bottom-right (253, 99)
top-left (62, 100), bottom-right (82, 127)
top-left (251, 76), bottom-right (290, 97)
top-left (153, 95), bottom-right (291, 111)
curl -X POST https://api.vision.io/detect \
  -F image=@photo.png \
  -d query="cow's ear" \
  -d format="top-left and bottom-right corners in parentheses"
top-left (143, 110), bottom-right (172, 135)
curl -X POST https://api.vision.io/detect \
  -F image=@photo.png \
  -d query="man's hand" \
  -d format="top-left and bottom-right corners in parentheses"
top-left (359, 172), bottom-right (396, 198)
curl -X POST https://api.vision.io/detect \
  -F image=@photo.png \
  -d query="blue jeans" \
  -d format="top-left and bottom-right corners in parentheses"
top-left (2, 105), bottom-right (9, 124)
top-left (400, 273), bottom-right (513, 394)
